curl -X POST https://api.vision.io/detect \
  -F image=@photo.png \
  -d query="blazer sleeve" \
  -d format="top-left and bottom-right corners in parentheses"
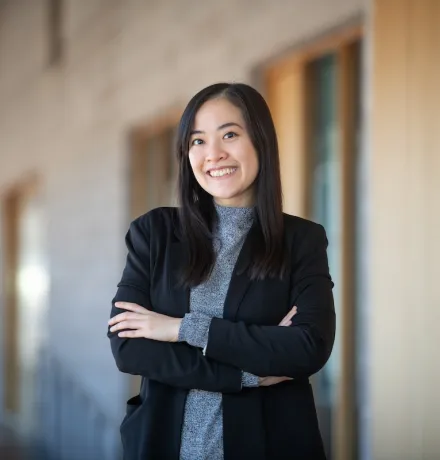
top-left (108, 213), bottom-right (242, 393)
top-left (204, 223), bottom-right (336, 378)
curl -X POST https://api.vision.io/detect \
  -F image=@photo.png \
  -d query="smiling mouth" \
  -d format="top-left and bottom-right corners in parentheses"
top-left (208, 167), bottom-right (237, 177)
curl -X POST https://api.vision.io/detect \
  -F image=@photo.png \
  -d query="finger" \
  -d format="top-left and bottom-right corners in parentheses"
top-left (281, 306), bottom-right (297, 325)
top-left (278, 317), bottom-right (287, 326)
top-left (280, 320), bottom-right (292, 327)
top-left (109, 320), bottom-right (143, 332)
top-left (279, 317), bottom-right (293, 327)
top-left (265, 376), bottom-right (293, 386)
top-left (279, 317), bottom-right (292, 326)
top-left (118, 329), bottom-right (144, 338)
top-left (278, 306), bottom-right (296, 326)
top-left (114, 302), bottom-right (147, 314)
top-left (108, 313), bottom-right (127, 326)
top-left (262, 377), bottom-right (282, 386)
top-left (108, 312), bottom-right (141, 326)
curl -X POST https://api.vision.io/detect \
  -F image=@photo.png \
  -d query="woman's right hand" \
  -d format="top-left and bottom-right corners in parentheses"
top-left (278, 305), bottom-right (297, 327)
top-left (258, 305), bottom-right (297, 387)
top-left (258, 376), bottom-right (292, 386)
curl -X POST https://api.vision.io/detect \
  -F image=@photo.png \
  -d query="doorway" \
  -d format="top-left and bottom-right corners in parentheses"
top-left (128, 118), bottom-right (179, 395)
top-left (1, 179), bottom-right (50, 439)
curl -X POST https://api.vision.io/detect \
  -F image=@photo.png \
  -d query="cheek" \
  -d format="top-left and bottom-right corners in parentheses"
top-left (236, 141), bottom-right (259, 177)
top-left (188, 154), bottom-right (205, 179)
top-left (188, 153), bottom-right (198, 171)
top-left (245, 150), bottom-right (259, 180)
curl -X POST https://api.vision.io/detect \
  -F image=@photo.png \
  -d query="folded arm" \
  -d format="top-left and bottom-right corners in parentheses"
top-left (202, 224), bottom-right (336, 378)
top-left (177, 310), bottom-right (259, 387)
top-left (108, 215), bottom-right (249, 393)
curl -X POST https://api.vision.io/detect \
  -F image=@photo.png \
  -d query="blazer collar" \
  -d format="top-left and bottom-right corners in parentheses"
top-left (223, 222), bottom-right (257, 321)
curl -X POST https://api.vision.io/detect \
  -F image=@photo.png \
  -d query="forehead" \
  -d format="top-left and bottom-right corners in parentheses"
top-left (193, 98), bottom-right (244, 128)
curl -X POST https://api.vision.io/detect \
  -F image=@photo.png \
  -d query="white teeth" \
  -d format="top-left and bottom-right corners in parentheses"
top-left (209, 168), bottom-right (237, 177)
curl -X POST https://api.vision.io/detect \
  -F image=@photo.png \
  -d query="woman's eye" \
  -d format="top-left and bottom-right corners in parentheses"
top-left (223, 132), bottom-right (237, 139)
top-left (191, 138), bottom-right (204, 146)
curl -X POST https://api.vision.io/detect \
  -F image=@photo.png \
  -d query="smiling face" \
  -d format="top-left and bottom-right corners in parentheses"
top-left (188, 97), bottom-right (259, 208)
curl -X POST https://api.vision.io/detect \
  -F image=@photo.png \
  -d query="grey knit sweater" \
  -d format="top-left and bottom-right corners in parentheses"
top-left (177, 204), bottom-right (259, 460)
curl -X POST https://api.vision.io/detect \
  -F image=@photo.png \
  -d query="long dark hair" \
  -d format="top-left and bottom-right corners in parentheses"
top-left (176, 82), bottom-right (287, 287)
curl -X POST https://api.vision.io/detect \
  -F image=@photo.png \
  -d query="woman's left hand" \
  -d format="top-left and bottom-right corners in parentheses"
top-left (108, 302), bottom-right (182, 342)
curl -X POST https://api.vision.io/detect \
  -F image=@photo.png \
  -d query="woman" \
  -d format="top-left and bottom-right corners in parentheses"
top-left (108, 83), bottom-right (335, 460)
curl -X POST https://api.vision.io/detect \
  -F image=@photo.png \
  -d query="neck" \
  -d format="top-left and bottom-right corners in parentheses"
top-left (214, 201), bottom-right (254, 229)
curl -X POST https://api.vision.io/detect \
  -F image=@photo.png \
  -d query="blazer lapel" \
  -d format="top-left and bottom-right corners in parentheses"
top-left (223, 223), bottom-right (257, 321)
top-left (169, 241), bottom-right (190, 317)
top-left (170, 219), bottom-right (258, 321)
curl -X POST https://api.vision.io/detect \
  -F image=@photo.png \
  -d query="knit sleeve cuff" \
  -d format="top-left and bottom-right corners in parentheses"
top-left (241, 371), bottom-right (259, 388)
top-left (177, 312), bottom-right (212, 349)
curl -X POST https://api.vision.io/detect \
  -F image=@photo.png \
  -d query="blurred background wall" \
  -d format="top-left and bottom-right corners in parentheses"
top-left (0, 0), bottom-right (438, 459)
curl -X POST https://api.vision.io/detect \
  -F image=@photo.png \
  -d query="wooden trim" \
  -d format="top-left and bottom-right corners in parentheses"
top-left (369, 1), bottom-right (440, 455)
top-left (266, 62), bottom-right (308, 217)
top-left (334, 41), bottom-right (359, 460)
top-left (130, 106), bottom-right (182, 143)
top-left (129, 109), bottom-right (181, 221)
top-left (265, 27), bottom-right (362, 460)
top-left (1, 176), bottom-right (41, 414)
top-left (266, 25), bottom-right (363, 82)
top-left (129, 135), bottom-right (151, 220)
top-left (2, 190), bottom-right (20, 413)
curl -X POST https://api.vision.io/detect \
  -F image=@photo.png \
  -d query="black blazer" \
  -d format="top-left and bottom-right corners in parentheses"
top-left (108, 207), bottom-right (335, 460)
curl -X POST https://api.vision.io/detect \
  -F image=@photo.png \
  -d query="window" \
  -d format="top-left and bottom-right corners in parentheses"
top-left (129, 120), bottom-right (179, 222)
top-left (265, 26), bottom-right (362, 460)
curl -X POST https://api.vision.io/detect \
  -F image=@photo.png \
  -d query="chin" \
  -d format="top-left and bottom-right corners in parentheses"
top-left (209, 191), bottom-right (240, 202)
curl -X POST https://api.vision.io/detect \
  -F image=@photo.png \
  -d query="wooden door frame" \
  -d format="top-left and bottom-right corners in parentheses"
top-left (1, 176), bottom-right (40, 418)
top-left (128, 108), bottom-right (182, 221)
top-left (264, 25), bottom-right (363, 460)
top-left (126, 110), bottom-right (181, 396)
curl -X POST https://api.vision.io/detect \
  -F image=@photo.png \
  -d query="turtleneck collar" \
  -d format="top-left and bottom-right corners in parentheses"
top-left (214, 202), bottom-right (255, 232)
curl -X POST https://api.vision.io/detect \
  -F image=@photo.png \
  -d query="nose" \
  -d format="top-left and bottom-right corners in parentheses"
top-left (205, 140), bottom-right (227, 163)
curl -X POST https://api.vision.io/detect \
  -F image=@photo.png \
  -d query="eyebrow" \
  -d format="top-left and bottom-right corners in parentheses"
top-left (190, 122), bottom-right (244, 136)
